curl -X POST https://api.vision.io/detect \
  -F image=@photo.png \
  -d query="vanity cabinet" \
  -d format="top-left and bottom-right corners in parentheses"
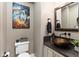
top-left (43, 45), bottom-right (64, 57)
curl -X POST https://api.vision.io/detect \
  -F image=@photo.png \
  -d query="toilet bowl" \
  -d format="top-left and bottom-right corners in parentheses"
top-left (18, 52), bottom-right (30, 57)
top-left (15, 41), bottom-right (30, 57)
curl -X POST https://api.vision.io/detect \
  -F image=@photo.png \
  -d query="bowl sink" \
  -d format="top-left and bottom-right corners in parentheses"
top-left (53, 38), bottom-right (74, 49)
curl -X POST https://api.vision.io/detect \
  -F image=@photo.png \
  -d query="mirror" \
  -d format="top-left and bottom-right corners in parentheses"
top-left (55, 2), bottom-right (79, 31)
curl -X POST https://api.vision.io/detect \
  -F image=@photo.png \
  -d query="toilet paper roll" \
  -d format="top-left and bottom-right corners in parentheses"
top-left (3, 51), bottom-right (10, 57)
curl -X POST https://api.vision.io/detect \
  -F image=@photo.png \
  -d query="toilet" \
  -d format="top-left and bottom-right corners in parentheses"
top-left (15, 41), bottom-right (30, 57)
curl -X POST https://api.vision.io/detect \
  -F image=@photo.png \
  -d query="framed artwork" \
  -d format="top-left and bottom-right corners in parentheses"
top-left (12, 3), bottom-right (30, 29)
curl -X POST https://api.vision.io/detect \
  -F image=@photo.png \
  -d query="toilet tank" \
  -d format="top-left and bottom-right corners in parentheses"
top-left (15, 41), bottom-right (29, 55)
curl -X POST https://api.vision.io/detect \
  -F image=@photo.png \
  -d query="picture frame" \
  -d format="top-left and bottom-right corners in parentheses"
top-left (12, 3), bottom-right (30, 29)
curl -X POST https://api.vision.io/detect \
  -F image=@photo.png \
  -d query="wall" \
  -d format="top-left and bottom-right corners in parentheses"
top-left (1, 2), bottom-right (79, 57)
top-left (33, 2), bottom-right (79, 57)
top-left (0, 2), bottom-right (58, 57)
top-left (0, 3), bottom-right (4, 56)
top-left (34, 2), bottom-right (79, 57)
top-left (0, 2), bottom-right (66, 57)
top-left (6, 2), bottom-right (34, 56)
top-left (40, 2), bottom-right (55, 56)
top-left (33, 2), bottom-right (41, 57)
top-left (33, 2), bottom-right (56, 57)
top-left (0, 3), bottom-right (7, 57)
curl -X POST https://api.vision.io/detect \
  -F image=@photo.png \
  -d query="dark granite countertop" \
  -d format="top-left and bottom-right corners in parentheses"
top-left (44, 36), bottom-right (79, 57)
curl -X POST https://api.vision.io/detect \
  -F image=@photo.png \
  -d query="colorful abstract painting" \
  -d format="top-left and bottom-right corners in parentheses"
top-left (12, 3), bottom-right (30, 29)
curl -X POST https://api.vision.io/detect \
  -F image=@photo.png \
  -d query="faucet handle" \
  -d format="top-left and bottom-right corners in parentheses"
top-left (64, 32), bottom-right (67, 36)
top-left (68, 33), bottom-right (71, 39)
top-left (68, 33), bottom-right (71, 36)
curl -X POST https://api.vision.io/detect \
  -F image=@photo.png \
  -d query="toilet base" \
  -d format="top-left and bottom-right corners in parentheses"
top-left (17, 53), bottom-right (30, 57)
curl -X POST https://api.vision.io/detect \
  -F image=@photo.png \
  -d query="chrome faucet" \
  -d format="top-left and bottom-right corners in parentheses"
top-left (60, 32), bottom-right (67, 37)
top-left (60, 32), bottom-right (71, 39)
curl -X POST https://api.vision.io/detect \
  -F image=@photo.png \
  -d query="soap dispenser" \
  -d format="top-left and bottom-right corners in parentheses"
top-left (47, 18), bottom-right (52, 36)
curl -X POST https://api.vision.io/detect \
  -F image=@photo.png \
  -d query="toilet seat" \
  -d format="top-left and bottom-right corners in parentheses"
top-left (18, 53), bottom-right (30, 57)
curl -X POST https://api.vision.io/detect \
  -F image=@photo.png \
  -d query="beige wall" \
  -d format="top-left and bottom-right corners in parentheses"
top-left (33, 2), bottom-right (41, 57)
top-left (1, 2), bottom-right (79, 57)
top-left (0, 3), bottom-right (7, 56)
top-left (0, 2), bottom-right (34, 57)
top-left (0, 2), bottom-right (66, 57)
top-left (33, 2), bottom-right (79, 57)
top-left (6, 2), bottom-right (34, 56)
top-left (33, 2), bottom-right (56, 57)
top-left (0, 3), bottom-right (4, 56)
top-left (40, 2), bottom-right (55, 56)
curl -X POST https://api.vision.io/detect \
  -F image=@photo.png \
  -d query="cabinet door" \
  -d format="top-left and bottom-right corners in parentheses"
top-left (51, 49), bottom-right (64, 57)
top-left (44, 46), bottom-right (53, 57)
top-left (47, 49), bottom-right (53, 57)
top-left (46, 46), bottom-right (64, 57)
top-left (44, 45), bottom-right (64, 57)
top-left (47, 47), bottom-right (55, 57)
top-left (43, 46), bottom-right (48, 57)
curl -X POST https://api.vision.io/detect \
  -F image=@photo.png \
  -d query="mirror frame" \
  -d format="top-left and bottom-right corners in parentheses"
top-left (54, 2), bottom-right (79, 32)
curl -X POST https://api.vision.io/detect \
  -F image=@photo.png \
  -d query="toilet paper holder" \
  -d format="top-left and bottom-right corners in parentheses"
top-left (3, 52), bottom-right (10, 57)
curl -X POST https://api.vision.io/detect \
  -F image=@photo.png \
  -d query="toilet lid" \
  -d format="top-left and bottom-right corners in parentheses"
top-left (18, 53), bottom-right (30, 57)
